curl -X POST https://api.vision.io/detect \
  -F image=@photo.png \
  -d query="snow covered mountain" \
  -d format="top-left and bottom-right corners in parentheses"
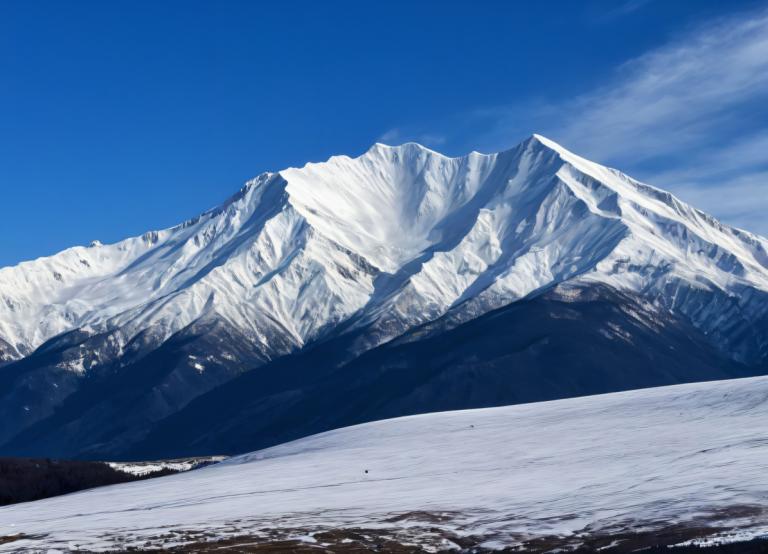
top-left (2, 376), bottom-right (767, 552)
top-left (1, 135), bottom-right (767, 458)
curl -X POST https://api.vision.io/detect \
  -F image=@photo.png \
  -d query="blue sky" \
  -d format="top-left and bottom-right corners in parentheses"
top-left (1, 0), bottom-right (767, 266)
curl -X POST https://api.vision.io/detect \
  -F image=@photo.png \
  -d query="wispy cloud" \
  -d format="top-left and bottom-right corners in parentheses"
top-left (590, 0), bottom-right (653, 22)
top-left (377, 128), bottom-right (447, 149)
top-left (555, 9), bottom-right (768, 163)
top-left (670, 171), bottom-right (768, 236)
top-left (477, 7), bottom-right (768, 236)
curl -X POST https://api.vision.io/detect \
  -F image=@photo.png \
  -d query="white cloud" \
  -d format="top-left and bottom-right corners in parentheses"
top-left (670, 172), bottom-right (768, 236)
top-left (591, 0), bottom-right (653, 22)
top-left (553, 9), bottom-right (768, 163)
top-left (377, 128), bottom-right (447, 148)
top-left (645, 131), bottom-right (768, 186)
top-left (377, 128), bottom-right (402, 144)
top-left (476, 8), bottom-right (768, 236)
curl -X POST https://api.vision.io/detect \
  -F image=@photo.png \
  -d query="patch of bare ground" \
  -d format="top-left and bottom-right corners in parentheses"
top-left (510, 524), bottom-right (725, 552)
top-left (15, 506), bottom-right (768, 553)
top-left (0, 534), bottom-right (26, 545)
top-left (131, 529), bottom-right (433, 553)
top-left (505, 505), bottom-right (768, 553)
top-left (81, 530), bottom-right (768, 554)
top-left (383, 511), bottom-right (460, 524)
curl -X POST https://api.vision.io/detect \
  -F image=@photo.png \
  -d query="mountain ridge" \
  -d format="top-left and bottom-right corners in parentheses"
top-left (1, 134), bottom-right (767, 458)
top-left (3, 134), bottom-right (767, 362)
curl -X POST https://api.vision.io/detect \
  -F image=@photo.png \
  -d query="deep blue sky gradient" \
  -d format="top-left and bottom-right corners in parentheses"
top-left (1, 0), bottom-right (765, 266)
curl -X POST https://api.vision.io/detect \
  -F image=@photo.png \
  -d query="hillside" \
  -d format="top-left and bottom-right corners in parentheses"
top-left (1, 376), bottom-right (766, 552)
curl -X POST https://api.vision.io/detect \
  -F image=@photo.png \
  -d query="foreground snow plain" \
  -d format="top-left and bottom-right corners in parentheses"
top-left (2, 376), bottom-right (767, 552)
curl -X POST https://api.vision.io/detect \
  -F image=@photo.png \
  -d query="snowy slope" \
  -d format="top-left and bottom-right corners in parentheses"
top-left (2, 135), bottom-right (768, 364)
top-left (2, 376), bottom-right (767, 552)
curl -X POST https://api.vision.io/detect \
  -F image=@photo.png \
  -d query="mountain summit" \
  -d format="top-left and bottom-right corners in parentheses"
top-left (1, 135), bottom-right (767, 458)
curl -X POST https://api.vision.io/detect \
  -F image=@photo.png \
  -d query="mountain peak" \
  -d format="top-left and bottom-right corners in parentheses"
top-left (529, 132), bottom-right (564, 150)
top-left (364, 140), bottom-right (449, 160)
top-left (523, 133), bottom-right (597, 169)
top-left (369, 133), bottom-right (573, 160)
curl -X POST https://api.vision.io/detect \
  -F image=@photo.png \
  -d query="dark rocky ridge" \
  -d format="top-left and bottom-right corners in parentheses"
top-left (1, 284), bottom-right (763, 459)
